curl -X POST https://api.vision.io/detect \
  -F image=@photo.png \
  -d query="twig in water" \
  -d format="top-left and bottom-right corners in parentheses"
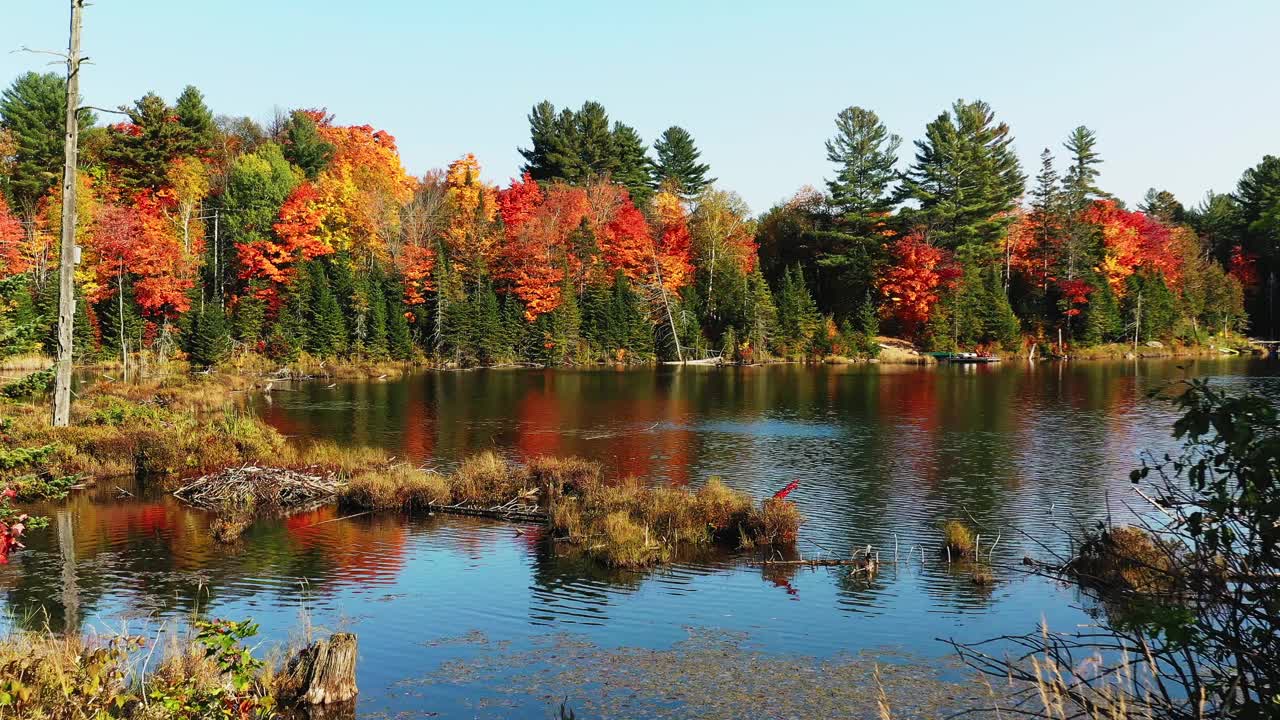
top-left (306, 511), bottom-right (371, 528)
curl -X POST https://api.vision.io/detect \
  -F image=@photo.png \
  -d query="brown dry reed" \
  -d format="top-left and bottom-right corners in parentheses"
top-left (343, 456), bottom-right (802, 568)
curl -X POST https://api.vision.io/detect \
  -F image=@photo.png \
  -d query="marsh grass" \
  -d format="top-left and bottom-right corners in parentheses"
top-left (343, 460), bottom-right (802, 567)
top-left (1073, 525), bottom-right (1179, 596)
top-left (941, 520), bottom-right (976, 559)
top-left (0, 622), bottom-right (285, 720)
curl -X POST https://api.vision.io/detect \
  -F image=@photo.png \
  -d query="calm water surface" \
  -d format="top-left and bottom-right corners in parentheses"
top-left (4, 358), bottom-right (1278, 717)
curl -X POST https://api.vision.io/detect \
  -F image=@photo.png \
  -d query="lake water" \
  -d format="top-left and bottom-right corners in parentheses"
top-left (5, 358), bottom-right (1278, 718)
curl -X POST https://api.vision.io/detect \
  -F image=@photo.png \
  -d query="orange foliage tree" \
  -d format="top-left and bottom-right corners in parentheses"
top-left (0, 194), bottom-right (26, 279)
top-left (876, 232), bottom-right (959, 337)
top-left (1083, 200), bottom-right (1182, 295)
top-left (496, 175), bottom-right (590, 320)
top-left (444, 154), bottom-right (499, 280)
top-left (652, 190), bottom-right (695, 293)
top-left (598, 193), bottom-right (653, 284)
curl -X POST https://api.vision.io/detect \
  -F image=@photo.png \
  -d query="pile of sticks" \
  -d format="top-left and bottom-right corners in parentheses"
top-left (173, 465), bottom-right (342, 513)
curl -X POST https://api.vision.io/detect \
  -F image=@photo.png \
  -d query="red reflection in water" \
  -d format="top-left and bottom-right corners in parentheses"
top-left (516, 374), bottom-right (563, 459)
top-left (283, 506), bottom-right (408, 587)
top-left (400, 387), bottom-right (435, 463)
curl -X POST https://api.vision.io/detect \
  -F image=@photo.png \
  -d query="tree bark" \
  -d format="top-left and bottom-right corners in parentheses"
top-left (283, 633), bottom-right (359, 705)
top-left (53, 0), bottom-right (84, 427)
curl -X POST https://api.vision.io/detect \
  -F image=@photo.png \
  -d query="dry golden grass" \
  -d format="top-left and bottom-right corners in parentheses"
top-left (345, 464), bottom-right (451, 510)
top-left (1075, 525), bottom-right (1178, 595)
top-left (339, 454), bottom-right (803, 568)
top-left (941, 520), bottom-right (976, 559)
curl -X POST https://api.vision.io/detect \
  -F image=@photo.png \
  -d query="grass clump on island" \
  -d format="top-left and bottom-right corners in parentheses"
top-left (0, 370), bottom-right (387, 486)
top-left (940, 520), bottom-right (976, 559)
top-left (343, 452), bottom-right (802, 567)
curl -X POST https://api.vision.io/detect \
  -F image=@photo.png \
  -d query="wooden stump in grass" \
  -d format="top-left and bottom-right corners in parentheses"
top-left (283, 633), bottom-right (359, 705)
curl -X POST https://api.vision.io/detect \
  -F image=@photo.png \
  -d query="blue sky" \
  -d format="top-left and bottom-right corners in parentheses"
top-left (2, 1), bottom-right (1275, 214)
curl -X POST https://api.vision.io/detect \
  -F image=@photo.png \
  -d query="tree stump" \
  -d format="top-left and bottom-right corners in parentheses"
top-left (283, 633), bottom-right (359, 705)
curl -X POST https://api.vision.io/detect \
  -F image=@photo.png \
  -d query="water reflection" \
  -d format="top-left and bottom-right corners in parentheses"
top-left (2, 359), bottom-right (1276, 718)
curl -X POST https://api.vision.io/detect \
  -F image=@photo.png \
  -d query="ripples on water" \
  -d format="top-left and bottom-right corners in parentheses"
top-left (3, 358), bottom-right (1277, 717)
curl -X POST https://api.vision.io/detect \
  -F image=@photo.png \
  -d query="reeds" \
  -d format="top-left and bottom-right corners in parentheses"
top-left (940, 520), bottom-right (976, 559)
top-left (1073, 525), bottom-right (1178, 595)
top-left (341, 458), bottom-right (803, 568)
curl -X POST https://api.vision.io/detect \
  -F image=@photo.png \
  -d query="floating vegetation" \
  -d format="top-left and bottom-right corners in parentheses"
top-left (414, 630), bottom-right (998, 719)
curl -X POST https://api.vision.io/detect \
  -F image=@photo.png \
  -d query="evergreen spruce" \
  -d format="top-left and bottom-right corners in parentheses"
top-left (174, 85), bottom-right (217, 155)
top-left (386, 300), bottom-right (413, 361)
top-left (744, 270), bottom-right (777, 358)
top-left (856, 293), bottom-right (880, 357)
top-left (183, 303), bottom-right (232, 367)
top-left (774, 265), bottom-right (821, 355)
top-left (307, 263), bottom-right (347, 355)
top-left (653, 126), bottom-right (715, 200)
top-left (283, 110), bottom-right (336, 179)
top-left (232, 287), bottom-right (267, 346)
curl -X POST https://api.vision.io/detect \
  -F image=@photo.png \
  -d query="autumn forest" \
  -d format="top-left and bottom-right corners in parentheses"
top-left (1, 74), bottom-right (1277, 368)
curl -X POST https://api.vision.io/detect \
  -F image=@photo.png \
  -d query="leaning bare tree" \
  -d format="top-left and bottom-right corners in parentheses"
top-left (951, 379), bottom-right (1279, 719)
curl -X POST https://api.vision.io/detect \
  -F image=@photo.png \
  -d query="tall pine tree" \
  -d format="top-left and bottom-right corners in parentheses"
top-left (652, 126), bottom-right (714, 200)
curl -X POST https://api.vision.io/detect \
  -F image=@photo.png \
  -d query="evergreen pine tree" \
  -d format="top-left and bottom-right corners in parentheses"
top-left (1081, 276), bottom-right (1123, 345)
top-left (856, 293), bottom-right (880, 357)
top-left (774, 265), bottom-right (821, 355)
top-left (825, 106), bottom-right (901, 224)
top-left (270, 267), bottom-right (312, 360)
top-left (653, 126), bottom-right (715, 200)
top-left (546, 275), bottom-right (582, 364)
top-left (306, 263), bottom-right (347, 356)
top-left (898, 99), bottom-right (1025, 253)
top-left (283, 110), bottom-right (336, 179)
top-left (473, 280), bottom-right (507, 364)
top-left (386, 300), bottom-right (413, 360)
top-left (183, 303), bottom-right (232, 367)
top-left (744, 270), bottom-right (777, 358)
top-left (1139, 188), bottom-right (1185, 224)
top-left (174, 85), bottom-right (217, 155)
top-left (1061, 126), bottom-right (1109, 281)
top-left (232, 286), bottom-right (267, 346)
top-left (0, 72), bottom-right (96, 209)
top-left (612, 122), bottom-right (654, 206)
top-left (73, 293), bottom-right (96, 359)
top-left (366, 281), bottom-right (389, 358)
top-left (103, 93), bottom-right (201, 191)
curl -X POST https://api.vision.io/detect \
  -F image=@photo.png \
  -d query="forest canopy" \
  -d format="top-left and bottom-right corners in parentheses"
top-left (1, 78), bottom-right (1272, 368)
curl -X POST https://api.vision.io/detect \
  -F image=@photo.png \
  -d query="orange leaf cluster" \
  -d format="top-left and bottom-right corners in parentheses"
top-left (876, 232), bottom-right (959, 337)
top-left (652, 190), bottom-right (694, 293)
top-left (1083, 200), bottom-right (1182, 295)
top-left (0, 194), bottom-right (27, 278)
top-left (88, 192), bottom-right (195, 318)
top-left (496, 175), bottom-right (591, 320)
top-left (598, 194), bottom-right (653, 284)
top-left (444, 154), bottom-right (500, 279)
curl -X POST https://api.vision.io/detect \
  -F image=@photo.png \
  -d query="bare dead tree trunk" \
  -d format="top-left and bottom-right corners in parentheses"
top-left (652, 254), bottom-right (683, 363)
top-left (53, 0), bottom-right (84, 427)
